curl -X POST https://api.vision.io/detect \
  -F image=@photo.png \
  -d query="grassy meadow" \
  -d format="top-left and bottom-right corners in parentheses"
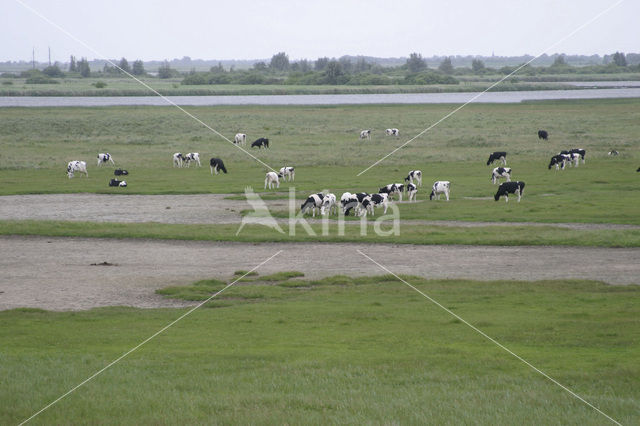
top-left (2, 273), bottom-right (639, 424)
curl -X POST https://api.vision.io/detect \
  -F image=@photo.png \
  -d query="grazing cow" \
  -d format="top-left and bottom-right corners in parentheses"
top-left (406, 183), bottom-right (418, 202)
top-left (404, 170), bottom-right (422, 186)
top-left (109, 178), bottom-right (127, 187)
top-left (340, 192), bottom-right (367, 216)
top-left (538, 130), bottom-right (549, 140)
top-left (173, 152), bottom-right (184, 168)
top-left (321, 193), bottom-right (338, 216)
top-left (279, 166), bottom-right (295, 181)
top-left (494, 181), bottom-right (525, 202)
top-left (608, 150), bottom-right (619, 156)
top-left (252, 138), bottom-right (269, 149)
top-left (209, 158), bottom-right (228, 175)
top-left (569, 148), bottom-right (586, 164)
top-left (487, 151), bottom-right (507, 166)
top-left (234, 133), bottom-right (246, 145)
top-left (566, 152), bottom-right (581, 167)
top-left (548, 154), bottom-right (569, 170)
top-left (637, 167), bottom-right (640, 172)
top-left (66, 160), bottom-right (88, 178)
top-left (183, 152), bottom-right (201, 167)
top-left (361, 193), bottom-right (389, 216)
top-left (429, 181), bottom-right (450, 201)
top-left (491, 167), bottom-right (512, 184)
top-left (385, 128), bottom-right (399, 136)
top-left (301, 193), bottom-right (325, 217)
top-left (114, 169), bottom-right (128, 176)
top-left (360, 130), bottom-right (371, 140)
top-left (264, 171), bottom-right (280, 189)
top-left (379, 183), bottom-right (404, 201)
top-left (97, 153), bottom-right (115, 166)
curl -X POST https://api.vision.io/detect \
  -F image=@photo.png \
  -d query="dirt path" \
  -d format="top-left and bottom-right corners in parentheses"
top-left (1, 236), bottom-right (638, 311)
top-left (1, 194), bottom-right (638, 230)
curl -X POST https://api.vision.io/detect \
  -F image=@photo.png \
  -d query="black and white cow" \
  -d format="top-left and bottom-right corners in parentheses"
top-left (404, 170), bottom-right (422, 186)
top-left (109, 178), bottom-right (127, 187)
top-left (538, 130), bottom-right (549, 140)
top-left (548, 154), bottom-right (569, 170)
top-left (252, 138), bottom-right (269, 148)
top-left (566, 152), bottom-right (581, 167)
top-left (183, 152), bottom-right (201, 167)
top-left (97, 153), bottom-right (115, 166)
top-left (360, 130), bottom-right (371, 140)
top-left (361, 193), bottom-right (389, 216)
top-left (608, 150), bottom-right (619, 156)
top-left (385, 128), bottom-right (399, 136)
top-left (66, 160), bottom-right (88, 178)
top-left (279, 166), bottom-right (295, 181)
top-left (340, 192), bottom-right (368, 216)
top-left (487, 151), bottom-right (507, 166)
top-left (209, 158), bottom-right (228, 175)
top-left (406, 183), bottom-right (418, 202)
top-left (301, 193), bottom-right (325, 216)
top-left (321, 193), bottom-right (338, 216)
top-left (569, 148), bottom-right (586, 164)
top-left (491, 167), bottom-right (512, 184)
top-left (379, 183), bottom-right (404, 201)
top-left (114, 169), bottom-right (128, 176)
top-left (264, 171), bottom-right (280, 189)
top-left (494, 181), bottom-right (525, 202)
top-left (234, 133), bottom-right (246, 145)
top-left (173, 152), bottom-right (184, 168)
top-left (429, 181), bottom-right (450, 201)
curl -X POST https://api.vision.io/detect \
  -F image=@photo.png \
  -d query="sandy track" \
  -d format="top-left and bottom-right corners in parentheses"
top-left (1, 236), bottom-right (638, 311)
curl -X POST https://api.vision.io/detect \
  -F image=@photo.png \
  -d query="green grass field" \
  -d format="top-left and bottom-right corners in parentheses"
top-left (2, 274), bottom-right (639, 424)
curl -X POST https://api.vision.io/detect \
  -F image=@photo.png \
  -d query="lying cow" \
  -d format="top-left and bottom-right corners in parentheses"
top-left (279, 166), bottom-right (295, 181)
top-left (301, 193), bottom-right (325, 217)
top-left (406, 183), bottom-right (418, 202)
top-left (67, 160), bottom-right (88, 178)
top-left (491, 167), bottom-right (512, 184)
top-left (608, 150), bottom-right (619, 156)
top-left (487, 151), bottom-right (507, 166)
top-left (114, 169), bottom-right (128, 176)
top-left (429, 181), bottom-right (450, 201)
top-left (360, 130), bottom-right (371, 140)
top-left (361, 193), bottom-right (389, 216)
top-left (97, 153), bottom-right (115, 166)
top-left (494, 181), bottom-right (525, 202)
top-left (109, 178), bottom-right (127, 187)
top-left (379, 183), bottom-right (404, 201)
top-left (252, 138), bottom-right (269, 149)
top-left (404, 170), bottom-right (422, 186)
top-left (210, 158), bottom-right (228, 175)
top-left (538, 130), bottom-right (549, 140)
top-left (264, 171), bottom-right (280, 189)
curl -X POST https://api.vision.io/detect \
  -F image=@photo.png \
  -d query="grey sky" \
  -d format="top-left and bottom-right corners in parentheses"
top-left (2, 0), bottom-right (637, 63)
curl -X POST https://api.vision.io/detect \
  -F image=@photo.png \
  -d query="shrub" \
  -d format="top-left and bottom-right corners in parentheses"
top-left (92, 81), bottom-right (107, 88)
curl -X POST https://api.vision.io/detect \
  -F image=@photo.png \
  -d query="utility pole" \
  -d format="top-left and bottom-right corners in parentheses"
top-left (32, 47), bottom-right (35, 69)
top-left (48, 46), bottom-right (51, 66)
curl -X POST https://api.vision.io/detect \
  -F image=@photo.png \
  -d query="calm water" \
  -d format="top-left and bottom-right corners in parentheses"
top-left (1, 87), bottom-right (640, 107)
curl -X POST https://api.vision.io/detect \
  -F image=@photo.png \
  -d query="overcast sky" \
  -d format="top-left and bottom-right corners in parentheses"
top-left (2, 0), bottom-right (637, 63)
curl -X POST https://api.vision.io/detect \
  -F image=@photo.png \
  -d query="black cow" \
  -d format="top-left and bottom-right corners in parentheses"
top-left (114, 169), bottom-right (128, 176)
top-left (251, 138), bottom-right (269, 149)
top-left (494, 181), bottom-right (525, 202)
top-left (637, 167), bottom-right (640, 172)
top-left (538, 130), bottom-right (549, 140)
top-left (209, 157), bottom-right (228, 175)
top-left (487, 151), bottom-right (507, 166)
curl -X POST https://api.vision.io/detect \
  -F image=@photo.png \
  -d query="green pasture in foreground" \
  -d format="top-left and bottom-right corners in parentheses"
top-left (0, 99), bottom-right (639, 225)
top-left (1, 274), bottom-right (638, 424)
top-left (1, 220), bottom-right (639, 247)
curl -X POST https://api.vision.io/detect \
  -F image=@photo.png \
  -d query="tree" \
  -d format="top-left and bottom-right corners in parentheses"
top-left (69, 55), bottom-right (77, 72)
top-left (325, 60), bottom-right (344, 84)
top-left (253, 61), bottom-right (267, 71)
top-left (132, 60), bottom-right (145, 75)
top-left (406, 52), bottom-right (427, 73)
top-left (438, 57), bottom-right (453, 74)
top-left (118, 57), bottom-right (130, 73)
top-left (552, 54), bottom-right (566, 67)
top-left (354, 57), bottom-right (371, 73)
top-left (612, 51), bottom-right (627, 67)
top-left (269, 52), bottom-right (290, 71)
top-left (471, 59), bottom-right (485, 73)
top-left (157, 61), bottom-right (173, 78)
top-left (315, 57), bottom-right (329, 71)
top-left (77, 57), bottom-right (90, 77)
top-left (43, 64), bottom-right (64, 77)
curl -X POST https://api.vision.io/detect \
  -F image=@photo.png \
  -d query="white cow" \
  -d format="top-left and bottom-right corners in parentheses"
top-left (173, 153), bottom-right (184, 168)
top-left (264, 172), bottom-right (280, 189)
top-left (67, 160), bottom-right (88, 178)
top-left (429, 181), bottom-right (450, 201)
top-left (360, 130), bottom-right (371, 140)
top-left (234, 133), bottom-right (246, 145)
top-left (97, 153), bottom-right (115, 166)
top-left (321, 193), bottom-right (338, 215)
top-left (279, 166), bottom-right (295, 181)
